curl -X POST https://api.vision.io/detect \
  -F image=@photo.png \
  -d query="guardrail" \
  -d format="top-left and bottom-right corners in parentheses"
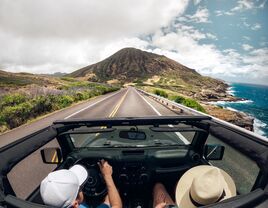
top-left (137, 88), bottom-right (268, 142)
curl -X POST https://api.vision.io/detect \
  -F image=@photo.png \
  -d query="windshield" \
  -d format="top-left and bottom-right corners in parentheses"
top-left (68, 125), bottom-right (196, 148)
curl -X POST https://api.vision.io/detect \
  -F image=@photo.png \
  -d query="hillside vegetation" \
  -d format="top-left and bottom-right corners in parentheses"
top-left (0, 71), bottom-right (119, 132)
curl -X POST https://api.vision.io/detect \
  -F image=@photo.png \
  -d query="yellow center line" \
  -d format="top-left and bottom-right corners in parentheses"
top-left (95, 89), bottom-right (129, 137)
top-left (109, 89), bottom-right (129, 117)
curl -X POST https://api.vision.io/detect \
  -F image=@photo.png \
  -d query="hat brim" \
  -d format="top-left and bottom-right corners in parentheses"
top-left (175, 165), bottom-right (236, 208)
top-left (69, 164), bottom-right (88, 187)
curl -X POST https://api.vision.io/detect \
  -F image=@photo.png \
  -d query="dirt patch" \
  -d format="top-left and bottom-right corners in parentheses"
top-left (144, 75), bottom-right (161, 85)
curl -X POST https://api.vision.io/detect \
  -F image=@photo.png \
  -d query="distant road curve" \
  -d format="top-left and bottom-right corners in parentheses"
top-left (0, 87), bottom-right (177, 147)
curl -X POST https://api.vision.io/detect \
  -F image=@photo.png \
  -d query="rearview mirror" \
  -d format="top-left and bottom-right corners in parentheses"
top-left (204, 144), bottom-right (225, 160)
top-left (119, 130), bottom-right (146, 140)
top-left (41, 147), bottom-right (62, 164)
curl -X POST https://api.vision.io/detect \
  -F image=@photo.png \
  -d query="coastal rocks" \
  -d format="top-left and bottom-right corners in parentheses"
top-left (203, 105), bottom-right (254, 131)
top-left (196, 89), bottom-right (243, 102)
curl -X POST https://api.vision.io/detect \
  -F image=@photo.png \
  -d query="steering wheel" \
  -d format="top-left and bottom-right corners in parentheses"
top-left (75, 161), bottom-right (107, 198)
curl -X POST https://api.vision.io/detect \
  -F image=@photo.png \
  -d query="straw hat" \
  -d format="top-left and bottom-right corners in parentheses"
top-left (175, 165), bottom-right (236, 208)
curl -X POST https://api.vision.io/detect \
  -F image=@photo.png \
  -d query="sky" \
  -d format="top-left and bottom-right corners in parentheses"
top-left (0, 0), bottom-right (267, 85)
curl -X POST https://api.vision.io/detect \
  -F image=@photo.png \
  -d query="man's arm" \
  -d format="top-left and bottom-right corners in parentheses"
top-left (98, 159), bottom-right (122, 208)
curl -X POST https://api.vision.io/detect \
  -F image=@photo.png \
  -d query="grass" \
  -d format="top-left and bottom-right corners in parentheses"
top-left (0, 76), bottom-right (37, 87)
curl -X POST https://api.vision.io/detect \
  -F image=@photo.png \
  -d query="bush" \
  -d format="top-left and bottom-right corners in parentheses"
top-left (174, 96), bottom-right (185, 104)
top-left (32, 96), bottom-right (54, 115)
top-left (56, 95), bottom-right (74, 108)
top-left (0, 93), bottom-right (27, 110)
top-left (1, 102), bottom-right (34, 128)
top-left (154, 89), bottom-right (168, 98)
top-left (174, 96), bottom-right (206, 113)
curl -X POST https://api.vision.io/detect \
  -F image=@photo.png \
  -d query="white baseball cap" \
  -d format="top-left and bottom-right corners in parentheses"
top-left (40, 165), bottom-right (88, 208)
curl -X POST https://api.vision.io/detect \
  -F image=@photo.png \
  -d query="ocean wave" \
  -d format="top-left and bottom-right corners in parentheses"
top-left (227, 87), bottom-right (235, 96)
top-left (253, 117), bottom-right (267, 137)
top-left (208, 99), bottom-right (253, 105)
top-left (226, 107), bottom-right (239, 112)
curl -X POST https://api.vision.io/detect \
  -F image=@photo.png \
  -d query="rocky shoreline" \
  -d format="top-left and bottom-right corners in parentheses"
top-left (199, 84), bottom-right (254, 132)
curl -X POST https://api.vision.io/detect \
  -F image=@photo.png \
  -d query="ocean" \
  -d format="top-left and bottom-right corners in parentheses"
top-left (212, 83), bottom-right (268, 138)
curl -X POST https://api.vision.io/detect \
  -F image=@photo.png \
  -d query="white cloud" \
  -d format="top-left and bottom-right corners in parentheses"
top-left (193, 0), bottom-right (202, 5)
top-left (242, 44), bottom-right (253, 51)
top-left (187, 6), bottom-right (210, 23)
top-left (215, 0), bottom-right (267, 16)
top-left (231, 0), bottom-right (255, 12)
top-left (243, 36), bottom-right (251, 41)
top-left (251, 23), bottom-right (261, 30)
top-left (150, 26), bottom-right (268, 84)
top-left (214, 10), bottom-right (224, 16)
top-left (244, 48), bottom-right (268, 66)
top-left (0, 0), bottom-right (189, 73)
top-left (241, 19), bottom-right (262, 31)
top-left (206, 33), bottom-right (217, 40)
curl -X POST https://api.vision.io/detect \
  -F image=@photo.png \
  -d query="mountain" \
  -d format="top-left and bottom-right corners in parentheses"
top-left (70, 47), bottom-right (198, 81)
top-left (69, 47), bottom-right (229, 100)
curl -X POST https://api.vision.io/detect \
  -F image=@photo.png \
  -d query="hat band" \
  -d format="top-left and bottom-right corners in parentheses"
top-left (189, 190), bottom-right (226, 207)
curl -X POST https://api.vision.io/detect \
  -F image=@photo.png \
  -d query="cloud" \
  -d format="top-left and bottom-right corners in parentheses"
top-left (149, 24), bottom-right (268, 84)
top-left (206, 33), bottom-right (218, 40)
top-left (0, 0), bottom-right (189, 73)
top-left (193, 0), bottom-right (202, 5)
top-left (230, 0), bottom-right (255, 12)
top-left (243, 36), bottom-right (251, 41)
top-left (215, 0), bottom-right (267, 16)
top-left (186, 6), bottom-right (210, 23)
top-left (251, 23), bottom-right (261, 30)
top-left (242, 44), bottom-right (253, 51)
top-left (241, 19), bottom-right (262, 30)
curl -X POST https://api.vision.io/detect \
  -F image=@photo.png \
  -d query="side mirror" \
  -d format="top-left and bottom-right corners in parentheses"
top-left (204, 144), bottom-right (225, 160)
top-left (41, 147), bottom-right (62, 164)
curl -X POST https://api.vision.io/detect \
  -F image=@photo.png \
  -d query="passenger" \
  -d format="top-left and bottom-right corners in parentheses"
top-left (40, 159), bottom-right (122, 208)
top-left (153, 165), bottom-right (236, 208)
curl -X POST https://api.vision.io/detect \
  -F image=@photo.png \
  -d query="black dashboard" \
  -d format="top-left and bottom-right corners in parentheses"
top-left (62, 146), bottom-right (201, 207)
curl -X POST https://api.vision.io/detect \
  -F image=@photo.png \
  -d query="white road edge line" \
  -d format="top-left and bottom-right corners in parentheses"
top-left (64, 90), bottom-right (123, 119)
top-left (135, 88), bottom-right (161, 116)
top-left (135, 89), bottom-right (190, 144)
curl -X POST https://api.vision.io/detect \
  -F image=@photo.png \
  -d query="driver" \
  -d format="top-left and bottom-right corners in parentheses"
top-left (40, 159), bottom-right (122, 208)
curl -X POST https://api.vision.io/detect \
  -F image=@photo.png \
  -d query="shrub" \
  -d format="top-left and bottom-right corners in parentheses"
top-left (174, 96), bottom-right (185, 104)
top-left (0, 93), bottom-right (27, 110)
top-left (56, 95), bottom-right (74, 108)
top-left (174, 96), bottom-right (206, 113)
top-left (60, 77), bottom-right (77, 82)
top-left (31, 96), bottom-right (53, 115)
top-left (1, 102), bottom-right (34, 128)
top-left (154, 89), bottom-right (168, 98)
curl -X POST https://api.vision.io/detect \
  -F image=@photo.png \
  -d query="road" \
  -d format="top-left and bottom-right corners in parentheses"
top-left (1, 87), bottom-right (181, 199)
top-left (0, 87), bottom-right (178, 148)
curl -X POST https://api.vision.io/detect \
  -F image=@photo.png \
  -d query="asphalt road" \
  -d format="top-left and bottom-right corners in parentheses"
top-left (1, 87), bottom-right (180, 199)
top-left (0, 87), bottom-right (178, 148)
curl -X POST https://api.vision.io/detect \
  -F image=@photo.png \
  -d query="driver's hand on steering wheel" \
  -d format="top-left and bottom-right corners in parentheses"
top-left (98, 159), bottom-right (113, 179)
